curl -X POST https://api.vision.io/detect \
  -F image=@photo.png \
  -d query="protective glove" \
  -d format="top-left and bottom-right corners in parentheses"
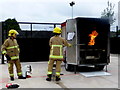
top-left (18, 48), bottom-right (20, 52)
top-left (2, 50), bottom-right (7, 55)
top-left (68, 43), bottom-right (72, 47)
top-left (5, 54), bottom-right (11, 60)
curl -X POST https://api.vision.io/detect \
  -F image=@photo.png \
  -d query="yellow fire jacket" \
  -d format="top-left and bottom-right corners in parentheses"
top-left (49, 36), bottom-right (70, 60)
top-left (1, 37), bottom-right (20, 60)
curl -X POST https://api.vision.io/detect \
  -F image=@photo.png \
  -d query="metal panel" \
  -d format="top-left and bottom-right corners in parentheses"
top-left (61, 25), bottom-right (66, 39)
top-left (66, 19), bottom-right (77, 64)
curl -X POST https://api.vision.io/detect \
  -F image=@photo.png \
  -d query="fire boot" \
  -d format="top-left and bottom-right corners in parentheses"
top-left (46, 74), bottom-right (52, 81)
top-left (18, 76), bottom-right (26, 79)
top-left (56, 76), bottom-right (61, 81)
top-left (10, 77), bottom-right (14, 81)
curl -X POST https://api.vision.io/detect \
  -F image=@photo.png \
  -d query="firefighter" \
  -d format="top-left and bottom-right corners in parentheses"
top-left (46, 27), bottom-right (71, 81)
top-left (1, 29), bottom-right (25, 81)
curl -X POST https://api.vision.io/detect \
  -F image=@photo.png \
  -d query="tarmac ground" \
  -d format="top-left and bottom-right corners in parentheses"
top-left (0, 54), bottom-right (119, 89)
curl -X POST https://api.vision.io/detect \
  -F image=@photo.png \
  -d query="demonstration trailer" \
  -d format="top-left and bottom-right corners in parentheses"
top-left (61, 17), bottom-right (110, 73)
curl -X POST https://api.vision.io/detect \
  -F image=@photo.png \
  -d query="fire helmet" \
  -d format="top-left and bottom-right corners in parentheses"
top-left (53, 27), bottom-right (61, 34)
top-left (8, 29), bottom-right (19, 37)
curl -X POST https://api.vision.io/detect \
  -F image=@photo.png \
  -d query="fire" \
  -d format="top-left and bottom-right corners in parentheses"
top-left (88, 30), bottom-right (98, 45)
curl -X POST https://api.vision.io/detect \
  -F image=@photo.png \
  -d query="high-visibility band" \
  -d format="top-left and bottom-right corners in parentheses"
top-left (47, 71), bottom-right (52, 74)
top-left (56, 72), bottom-right (60, 76)
top-left (49, 55), bottom-right (63, 59)
top-left (10, 74), bottom-right (14, 77)
top-left (6, 46), bottom-right (18, 49)
top-left (48, 61), bottom-right (50, 64)
top-left (11, 56), bottom-right (19, 60)
top-left (2, 50), bottom-right (7, 54)
top-left (18, 48), bottom-right (20, 51)
top-left (51, 45), bottom-right (63, 47)
top-left (60, 46), bottom-right (62, 56)
top-left (8, 63), bottom-right (11, 68)
top-left (50, 45), bottom-right (63, 59)
top-left (18, 72), bottom-right (22, 76)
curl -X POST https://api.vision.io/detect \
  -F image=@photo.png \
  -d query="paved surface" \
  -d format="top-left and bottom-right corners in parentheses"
top-left (0, 54), bottom-right (119, 89)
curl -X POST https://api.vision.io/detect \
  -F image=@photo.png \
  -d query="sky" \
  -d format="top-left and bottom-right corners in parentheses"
top-left (0, 0), bottom-right (119, 29)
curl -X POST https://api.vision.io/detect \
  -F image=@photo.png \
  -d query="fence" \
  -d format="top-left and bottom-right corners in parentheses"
top-left (1, 22), bottom-right (61, 64)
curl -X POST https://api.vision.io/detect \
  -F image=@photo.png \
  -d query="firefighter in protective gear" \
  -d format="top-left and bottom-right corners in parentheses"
top-left (1, 29), bottom-right (25, 81)
top-left (8, 29), bottom-right (19, 37)
top-left (46, 27), bottom-right (71, 81)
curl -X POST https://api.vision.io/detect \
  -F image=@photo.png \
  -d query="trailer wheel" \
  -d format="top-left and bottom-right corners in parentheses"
top-left (94, 65), bottom-right (105, 71)
top-left (65, 62), bottom-right (74, 71)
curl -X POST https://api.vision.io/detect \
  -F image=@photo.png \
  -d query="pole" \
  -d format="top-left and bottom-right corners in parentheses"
top-left (1, 22), bottom-right (5, 64)
top-left (30, 24), bottom-right (32, 38)
top-left (116, 26), bottom-right (118, 37)
top-left (72, 6), bottom-right (73, 19)
top-left (69, 1), bottom-right (75, 19)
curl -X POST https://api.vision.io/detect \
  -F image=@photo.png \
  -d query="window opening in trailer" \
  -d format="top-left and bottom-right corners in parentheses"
top-left (88, 29), bottom-right (98, 45)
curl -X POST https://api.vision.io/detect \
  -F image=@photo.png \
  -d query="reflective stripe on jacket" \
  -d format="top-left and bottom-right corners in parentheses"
top-left (1, 37), bottom-right (20, 60)
top-left (49, 45), bottom-right (63, 59)
top-left (49, 36), bottom-right (70, 60)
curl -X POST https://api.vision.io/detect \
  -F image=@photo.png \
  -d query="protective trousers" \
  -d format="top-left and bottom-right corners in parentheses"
top-left (47, 59), bottom-right (62, 76)
top-left (8, 59), bottom-right (22, 77)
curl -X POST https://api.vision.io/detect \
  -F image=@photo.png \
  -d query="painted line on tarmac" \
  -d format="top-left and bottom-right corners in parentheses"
top-left (31, 73), bottom-right (80, 78)
top-left (1, 71), bottom-right (114, 83)
top-left (0, 78), bottom-right (9, 83)
top-left (0, 73), bottom-right (79, 83)
top-left (56, 81), bottom-right (70, 90)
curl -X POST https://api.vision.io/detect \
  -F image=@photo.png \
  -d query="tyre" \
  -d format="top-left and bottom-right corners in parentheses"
top-left (94, 65), bottom-right (105, 71)
top-left (65, 62), bottom-right (74, 71)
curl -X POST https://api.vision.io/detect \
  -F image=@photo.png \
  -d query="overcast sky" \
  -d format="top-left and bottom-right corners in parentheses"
top-left (0, 0), bottom-right (119, 26)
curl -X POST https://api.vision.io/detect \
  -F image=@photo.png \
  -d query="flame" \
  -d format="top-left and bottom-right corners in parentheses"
top-left (88, 30), bottom-right (98, 45)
